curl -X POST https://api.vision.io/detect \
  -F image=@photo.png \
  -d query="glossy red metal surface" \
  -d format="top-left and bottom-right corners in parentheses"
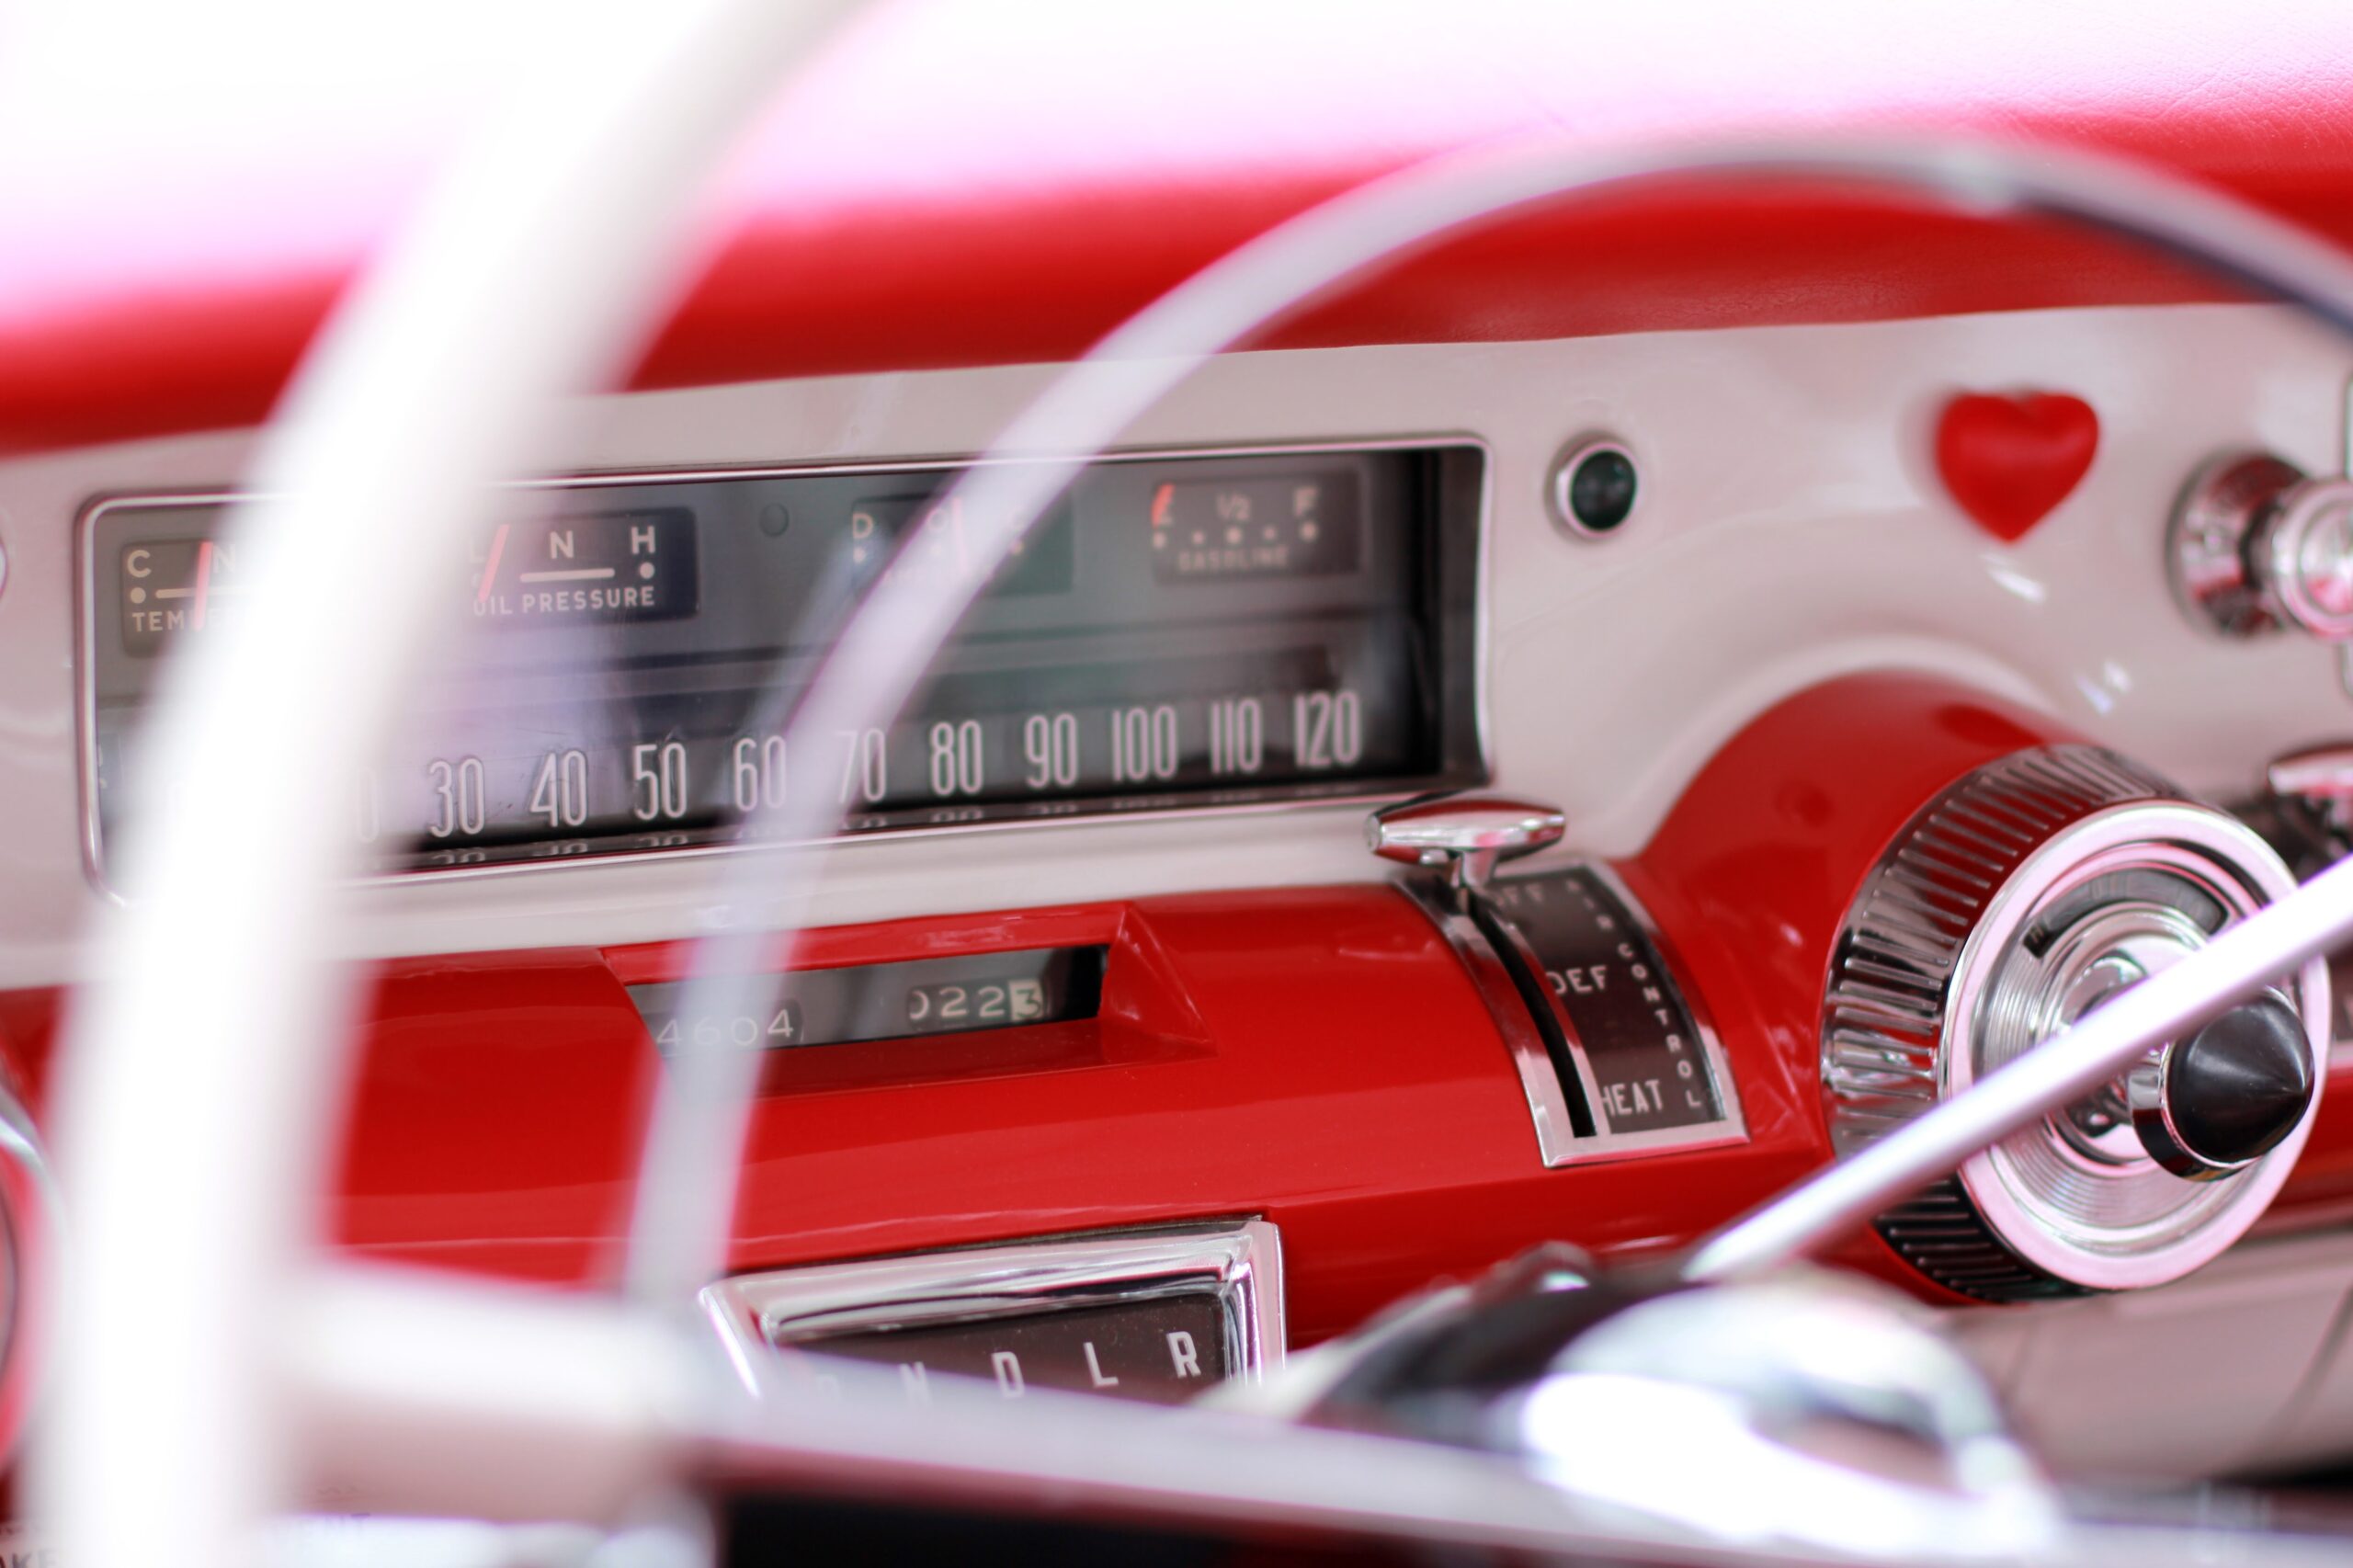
top-left (0, 953), bottom-right (657, 1288)
top-left (0, 884), bottom-right (1816, 1345)
top-left (14, 6), bottom-right (2353, 453)
top-left (0, 676), bottom-right (2347, 1347)
top-left (617, 886), bottom-right (1819, 1345)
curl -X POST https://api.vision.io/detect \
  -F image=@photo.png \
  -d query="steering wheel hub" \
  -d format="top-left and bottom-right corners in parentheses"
top-left (1824, 746), bottom-right (2326, 1300)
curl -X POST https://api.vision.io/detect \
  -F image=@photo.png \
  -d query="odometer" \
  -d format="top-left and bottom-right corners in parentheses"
top-left (81, 445), bottom-right (1483, 878)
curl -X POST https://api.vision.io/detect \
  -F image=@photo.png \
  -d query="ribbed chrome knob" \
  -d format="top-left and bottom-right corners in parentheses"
top-left (1823, 746), bottom-right (2326, 1300)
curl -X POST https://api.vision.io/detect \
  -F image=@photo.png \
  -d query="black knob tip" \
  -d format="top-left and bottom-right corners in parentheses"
top-left (2163, 994), bottom-right (2315, 1168)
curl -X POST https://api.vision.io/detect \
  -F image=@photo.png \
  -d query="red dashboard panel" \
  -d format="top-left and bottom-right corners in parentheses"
top-left (0, 883), bottom-right (1823, 1344)
top-left (11, 6), bottom-right (2353, 453)
top-left (2, 679), bottom-right (2347, 1331)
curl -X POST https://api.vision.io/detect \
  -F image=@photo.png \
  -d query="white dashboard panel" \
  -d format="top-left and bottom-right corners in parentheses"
top-left (0, 301), bottom-right (2346, 985)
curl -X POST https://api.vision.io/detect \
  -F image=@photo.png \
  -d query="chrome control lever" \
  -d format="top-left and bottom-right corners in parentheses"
top-left (1367, 793), bottom-right (1566, 898)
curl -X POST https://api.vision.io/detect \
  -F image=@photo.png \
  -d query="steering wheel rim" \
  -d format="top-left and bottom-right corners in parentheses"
top-left (47, 16), bottom-right (2353, 1563)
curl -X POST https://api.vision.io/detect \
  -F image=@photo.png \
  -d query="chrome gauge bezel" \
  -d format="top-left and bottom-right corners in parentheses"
top-left (699, 1220), bottom-right (1284, 1398)
top-left (72, 436), bottom-right (1493, 895)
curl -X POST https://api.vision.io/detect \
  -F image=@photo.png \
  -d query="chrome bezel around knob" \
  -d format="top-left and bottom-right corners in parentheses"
top-left (2256, 476), bottom-right (2353, 640)
top-left (2169, 450), bottom-right (2353, 641)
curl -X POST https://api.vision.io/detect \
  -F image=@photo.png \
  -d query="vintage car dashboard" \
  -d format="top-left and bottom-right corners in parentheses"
top-left (9, 299), bottom-right (2353, 1485)
top-left (11, 305), bottom-right (2350, 962)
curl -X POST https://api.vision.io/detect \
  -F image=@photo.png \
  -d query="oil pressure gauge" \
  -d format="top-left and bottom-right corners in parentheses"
top-left (111, 503), bottom-right (699, 661)
top-left (469, 506), bottom-right (699, 626)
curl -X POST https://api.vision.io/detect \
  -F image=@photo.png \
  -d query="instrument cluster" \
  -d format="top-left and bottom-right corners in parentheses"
top-left (81, 445), bottom-right (1483, 881)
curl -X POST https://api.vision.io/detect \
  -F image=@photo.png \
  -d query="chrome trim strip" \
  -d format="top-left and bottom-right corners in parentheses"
top-left (1397, 862), bottom-right (1747, 1167)
top-left (0, 1074), bottom-right (55, 1468)
top-left (1395, 879), bottom-right (1580, 1165)
top-left (699, 1220), bottom-right (1284, 1397)
top-left (74, 436), bottom-right (1490, 896)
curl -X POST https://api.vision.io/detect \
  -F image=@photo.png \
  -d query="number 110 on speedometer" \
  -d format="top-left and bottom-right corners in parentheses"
top-left (970, 689), bottom-right (1367, 800)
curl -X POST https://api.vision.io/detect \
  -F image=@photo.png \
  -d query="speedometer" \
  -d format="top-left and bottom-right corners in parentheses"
top-left (80, 443), bottom-right (1484, 879)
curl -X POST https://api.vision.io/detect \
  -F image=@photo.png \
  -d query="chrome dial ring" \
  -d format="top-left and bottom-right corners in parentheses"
top-left (1823, 747), bottom-right (2327, 1300)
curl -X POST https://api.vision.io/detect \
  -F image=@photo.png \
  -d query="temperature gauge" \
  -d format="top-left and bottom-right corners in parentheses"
top-left (119, 537), bottom-right (247, 655)
top-left (113, 503), bottom-right (699, 660)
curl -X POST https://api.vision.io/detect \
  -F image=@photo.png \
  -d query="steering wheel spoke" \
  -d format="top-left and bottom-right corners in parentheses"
top-left (287, 1261), bottom-right (690, 1524)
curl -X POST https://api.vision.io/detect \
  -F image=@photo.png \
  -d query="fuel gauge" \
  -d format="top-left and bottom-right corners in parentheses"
top-left (1148, 470), bottom-right (1360, 582)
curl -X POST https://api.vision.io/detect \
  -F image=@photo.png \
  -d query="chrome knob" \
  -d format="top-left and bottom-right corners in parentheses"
top-left (2268, 743), bottom-right (2353, 831)
top-left (1823, 745), bottom-right (2326, 1299)
top-left (2260, 480), bottom-right (2353, 638)
top-left (1368, 793), bottom-right (1565, 892)
top-left (2172, 452), bottom-right (2353, 640)
top-left (1282, 1249), bottom-right (2058, 1561)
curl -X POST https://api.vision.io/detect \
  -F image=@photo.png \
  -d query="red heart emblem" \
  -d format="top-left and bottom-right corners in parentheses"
top-left (1934, 392), bottom-right (2098, 542)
